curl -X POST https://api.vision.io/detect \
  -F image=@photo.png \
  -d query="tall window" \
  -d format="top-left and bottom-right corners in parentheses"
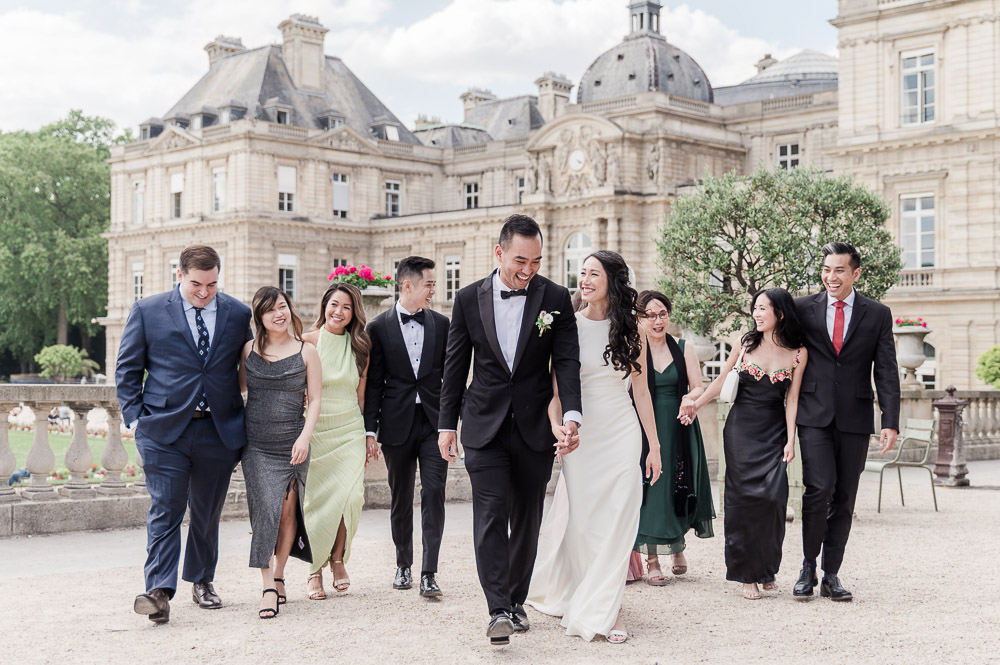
top-left (917, 342), bottom-right (938, 390)
top-left (278, 254), bottom-right (297, 300)
top-left (169, 259), bottom-right (180, 290)
top-left (465, 182), bottom-right (479, 209)
top-left (516, 176), bottom-right (525, 204)
top-left (332, 257), bottom-right (349, 268)
top-left (170, 173), bottom-right (184, 219)
top-left (444, 254), bottom-right (461, 301)
top-left (900, 194), bottom-right (934, 269)
top-left (902, 51), bottom-right (935, 125)
top-left (392, 258), bottom-right (402, 298)
top-left (276, 110), bottom-right (289, 125)
top-left (385, 180), bottom-right (401, 217)
top-left (777, 143), bottom-right (799, 171)
top-left (333, 173), bottom-right (349, 218)
top-left (132, 262), bottom-right (144, 302)
top-left (132, 180), bottom-right (144, 225)
top-left (278, 166), bottom-right (296, 212)
top-left (212, 168), bottom-right (226, 212)
top-left (705, 342), bottom-right (733, 381)
top-left (564, 232), bottom-right (593, 292)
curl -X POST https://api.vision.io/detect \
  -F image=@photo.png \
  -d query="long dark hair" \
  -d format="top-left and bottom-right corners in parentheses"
top-left (585, 250), bottom-right (642, 377)
top-left (314, 282), bottom-right (371, 377)
top-left (251, 286), bottom-right (303, 359)
top-left (741, 287), bottom-right (804, 353)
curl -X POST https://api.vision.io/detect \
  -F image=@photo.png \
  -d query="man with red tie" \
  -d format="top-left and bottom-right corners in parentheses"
top-left (792, 242), bottom-right (900, 602)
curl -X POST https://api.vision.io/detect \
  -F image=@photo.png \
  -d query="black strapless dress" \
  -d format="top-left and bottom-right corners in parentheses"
top-left (722, 368), bottom-right (790, 583)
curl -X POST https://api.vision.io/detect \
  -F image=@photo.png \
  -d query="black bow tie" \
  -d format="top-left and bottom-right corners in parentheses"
top-left (500, 289), bottom-right (527, 300)
top-left (400, 309), bottom-right (425, 325)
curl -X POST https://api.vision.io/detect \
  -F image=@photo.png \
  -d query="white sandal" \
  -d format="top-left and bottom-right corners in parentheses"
top-left (607, 630), bottom-right (628, 644)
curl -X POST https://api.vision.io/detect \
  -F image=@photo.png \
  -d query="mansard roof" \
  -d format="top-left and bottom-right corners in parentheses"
top-left (714, 50), bottom-right (838, 105)
top-left (463, 96), bottom-right (545, 142)
top-left (413, 124), bottom-right (491, 147)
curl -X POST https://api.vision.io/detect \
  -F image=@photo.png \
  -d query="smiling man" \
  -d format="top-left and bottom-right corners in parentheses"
top-left (792, 242), bottom-right (900, 602)
top-left (116, 244), bottom-right (252, 624)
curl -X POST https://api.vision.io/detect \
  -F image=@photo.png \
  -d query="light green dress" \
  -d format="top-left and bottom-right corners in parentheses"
top-left (303, 327), bottom-right (366, 573)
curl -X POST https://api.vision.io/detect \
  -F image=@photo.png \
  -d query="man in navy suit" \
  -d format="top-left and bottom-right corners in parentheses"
top-left (116, 245), bottom-right (252, 623)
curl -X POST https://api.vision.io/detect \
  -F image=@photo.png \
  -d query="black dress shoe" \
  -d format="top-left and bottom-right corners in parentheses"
top-left (393, 567), bottom-right (412, 590)
top-left (192, 582), bottom-right (222, 609)
top-left (510, 604), bottom-right (529, 632)
top-left (793, 567), bottom-right (818, 598)
top-left (419, 573), bottom-right (442, 597)
top-left (134, 588), bottom-right (170, 624)
top-left (487, 612), bottom-right (514, 646)
top-left (820, 575), bottom-right (853, 602)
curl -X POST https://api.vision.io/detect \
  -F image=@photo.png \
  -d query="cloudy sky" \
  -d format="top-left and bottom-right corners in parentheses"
top-left (0, 0), bottom-right (838, 134)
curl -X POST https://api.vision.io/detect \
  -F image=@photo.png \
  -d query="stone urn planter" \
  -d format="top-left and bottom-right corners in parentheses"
top-left (360, 286), bottom-right (393, 321)
top-left (894, 325), bottom-right (932, 389)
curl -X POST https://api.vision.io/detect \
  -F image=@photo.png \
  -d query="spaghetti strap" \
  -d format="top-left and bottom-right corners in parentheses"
top-left (299, 341), bottom-right (305, 353)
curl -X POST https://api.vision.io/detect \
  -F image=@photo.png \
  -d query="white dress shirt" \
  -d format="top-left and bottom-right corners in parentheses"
top-left (366, 301), bottom-right (426, 439)
top-left (826, 288), bottom-right (856, 341)
top-left (180, 286), bottom-right (218, 348)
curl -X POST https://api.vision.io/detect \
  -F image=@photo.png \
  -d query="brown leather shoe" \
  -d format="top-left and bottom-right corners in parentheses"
top-left (134, 588), bottom-right (170, 623)
top-left (192, 582), bottom-right (222, 609)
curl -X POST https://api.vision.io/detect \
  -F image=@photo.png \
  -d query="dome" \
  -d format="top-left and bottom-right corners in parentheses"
top-left (577, 2), bottom-right (712, 105)
top-left (740, 49), bottom-right (837, 85)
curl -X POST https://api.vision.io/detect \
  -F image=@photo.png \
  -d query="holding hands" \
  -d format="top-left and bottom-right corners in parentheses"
top-left (365, 435), bottom-right (380, 465)
top-left (677, 394), bottom-right (697, 426)
top-left (553, 420), bottom-right (581, 457)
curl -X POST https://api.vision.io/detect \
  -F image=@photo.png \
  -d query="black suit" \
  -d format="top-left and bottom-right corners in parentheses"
top-left (364, 304), bottom-right (450, 574)
top-left (440, 272), bottom-right (581, 615)
top-left (795, 291), bottom-right (900, 575)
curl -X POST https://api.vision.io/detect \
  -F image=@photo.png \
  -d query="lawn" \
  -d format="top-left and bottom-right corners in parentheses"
top-left (6, 428), bottom-right (138, 473)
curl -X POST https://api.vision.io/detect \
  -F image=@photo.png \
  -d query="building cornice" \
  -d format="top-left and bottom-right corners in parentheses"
top-left (831, 0), bottom-right (964, 29)
top-left (826, 126), bottom-right (1000, 155)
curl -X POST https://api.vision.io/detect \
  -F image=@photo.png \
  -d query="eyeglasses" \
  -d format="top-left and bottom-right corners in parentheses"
top-left (642, 311), bottom-right (669, 321)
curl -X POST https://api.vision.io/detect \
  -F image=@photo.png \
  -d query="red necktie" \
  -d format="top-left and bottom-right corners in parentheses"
top-left (832, 301), bottom-right (846, 355)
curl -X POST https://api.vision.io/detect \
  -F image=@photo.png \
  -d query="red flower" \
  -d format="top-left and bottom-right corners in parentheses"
top-left (348, 265), bottom-right (357, 274)
top-left (385, 274), bottom-right (392, 280)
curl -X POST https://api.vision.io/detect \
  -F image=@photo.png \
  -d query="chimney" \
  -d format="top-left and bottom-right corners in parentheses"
top-left (535, 72), bottom-right (572, 122)
top-left (755, 53), bottom-right (778, 73)
top-left (460, 88), bottom-right (496, 122)
top-left (414, 114), bottom-right (442, 130)
top-left (278, 14), bottom-right (329, 91)
top-left (204, 36), bottom-right (244, 68)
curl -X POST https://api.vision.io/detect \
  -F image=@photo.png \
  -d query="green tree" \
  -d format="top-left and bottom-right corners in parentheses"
top-left (975, 346), bottom-right (1000, 389)
top-left (34, 344), bottom-right (99, 383)
top-left (0, 111), bottom-right (130, 370)
top-left (656, 165), bottom-right (903, 337)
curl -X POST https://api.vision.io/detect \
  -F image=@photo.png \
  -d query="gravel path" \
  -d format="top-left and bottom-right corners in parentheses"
top-left (3, 463), bottom-right (998, 664)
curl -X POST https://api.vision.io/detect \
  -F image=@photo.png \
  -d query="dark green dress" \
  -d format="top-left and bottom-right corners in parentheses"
top-left (635, 339), bottom-right (716, 554)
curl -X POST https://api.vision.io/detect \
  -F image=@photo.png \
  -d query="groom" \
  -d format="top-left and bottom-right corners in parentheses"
top-left (793, 242), bottom-right (900, 602)
top-left (439, 214), bottom-right (582, 646)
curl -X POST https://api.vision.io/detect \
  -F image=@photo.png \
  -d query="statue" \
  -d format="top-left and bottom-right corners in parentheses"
top-left (525, 154), bottom-right (538, 194)
top-left (540, 155), bottom-right (552, 194)
top-left (589, 139), bottom-right (606, 187)
top-left (647, 143), bottom-right (660, 182)
top-left (606, 144), bottom-right (621, 188)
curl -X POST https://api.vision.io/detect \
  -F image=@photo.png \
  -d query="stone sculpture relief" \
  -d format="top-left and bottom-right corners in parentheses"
top-left (647, 143), bottom-right (660, 182)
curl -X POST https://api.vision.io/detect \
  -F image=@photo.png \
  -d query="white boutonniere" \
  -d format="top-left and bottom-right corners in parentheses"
top-left (536, 310), bottom-right (559, 337)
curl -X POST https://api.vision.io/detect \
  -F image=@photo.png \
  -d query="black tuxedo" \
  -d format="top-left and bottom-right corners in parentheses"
top-left (364, 304), bottom-right (450, 573)
top-left (440, 272), bottom-right (581, 614)
top-left (794, 291), bottom-right (900, 575)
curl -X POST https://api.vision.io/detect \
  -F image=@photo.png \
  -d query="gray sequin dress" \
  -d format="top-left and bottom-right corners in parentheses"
top-left (243, 346), bottom-right (312, 568)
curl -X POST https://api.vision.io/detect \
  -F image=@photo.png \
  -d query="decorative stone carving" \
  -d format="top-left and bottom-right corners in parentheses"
top-left (589, 139), bottom-right (606, 188)
top-left (647, 143), bottom-right (660, 182)
top-left (606, 144), bottom-right (621, 188)
top-left (539, 155), bottom-right (552, 194)
top-left (525, 154), bottom-right (538, 194)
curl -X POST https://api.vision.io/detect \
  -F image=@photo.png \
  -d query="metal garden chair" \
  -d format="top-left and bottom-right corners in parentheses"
top-left (864, 417), bottom-right (938, 513)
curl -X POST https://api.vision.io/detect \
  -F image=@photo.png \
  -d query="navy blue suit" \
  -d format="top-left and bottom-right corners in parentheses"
top-left (116, 287), bottom-right (252, 597)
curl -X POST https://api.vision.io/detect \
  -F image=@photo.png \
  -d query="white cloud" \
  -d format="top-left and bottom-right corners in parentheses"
top-left (0, 0), bottom-right (807, 133)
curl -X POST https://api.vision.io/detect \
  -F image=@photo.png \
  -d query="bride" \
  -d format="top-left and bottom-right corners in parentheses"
top-left (527, 250), bottom-right (662, 644)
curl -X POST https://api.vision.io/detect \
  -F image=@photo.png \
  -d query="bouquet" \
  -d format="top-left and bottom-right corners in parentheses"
top-left (328, 264), bottom-right (393, 290)
top-left (895, 317), bottom-right (928, 328)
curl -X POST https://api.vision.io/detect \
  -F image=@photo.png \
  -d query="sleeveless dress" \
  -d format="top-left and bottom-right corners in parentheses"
top-left (635, 339), bottom-right (715, 555)
top-left (302, 327), bottom-right (367, 573)
top-left (722, 352), bottom-right (799, 583)
top-left (527, 312), bottom-right (643, 641)
top-left (242, 346), bottom-right (311, 568)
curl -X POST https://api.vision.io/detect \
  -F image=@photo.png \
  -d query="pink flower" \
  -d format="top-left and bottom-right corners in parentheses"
top-left (348, 265), bottom-right (357, 274)
top-left (385, 274), bottom-right (392, 280)
top-left (922, 322), bottom-right (927, 327)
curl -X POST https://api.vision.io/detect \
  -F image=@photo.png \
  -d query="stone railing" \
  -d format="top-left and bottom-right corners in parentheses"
top-left (579, 95), bottom-right (638, 114)
top-left (377, 139), bottom-right (414, 155)
top-left (896, 269), bottom-right (935, 289)
top-left (762, 93), bottom-right (815, 113)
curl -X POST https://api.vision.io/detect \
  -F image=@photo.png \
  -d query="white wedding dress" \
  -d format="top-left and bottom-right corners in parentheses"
top-left (526, 312), bottom-right (643, 640)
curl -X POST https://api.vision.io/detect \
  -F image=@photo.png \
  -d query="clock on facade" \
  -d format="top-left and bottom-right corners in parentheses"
top-left (568, 149), bottom-right (586, 171)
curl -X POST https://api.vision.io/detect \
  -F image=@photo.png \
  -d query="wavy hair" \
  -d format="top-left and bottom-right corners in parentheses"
top-left (313, 282), bottom-right (371, 377)
top-left (585, 250), bottom-right (642, 377)
top-left (741, 287), bottom-right (805, 353)
top-left (251, 286), bottom-right (303, 360)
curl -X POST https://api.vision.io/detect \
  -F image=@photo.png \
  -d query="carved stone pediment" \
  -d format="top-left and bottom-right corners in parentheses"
top-left (524, 115), bottom-right (623, 197)
top-left (309, 126), bottom-right (378, 154)
top-left (150, 126), bottom-right (199, 152)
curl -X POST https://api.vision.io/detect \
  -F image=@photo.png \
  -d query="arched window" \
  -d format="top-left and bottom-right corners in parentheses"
top-left (704, 342), bottom-right (733, 381)
top-left (564, 232), bottom-right (592, 292)
top-left (917, 342), bottom-right (938, 390)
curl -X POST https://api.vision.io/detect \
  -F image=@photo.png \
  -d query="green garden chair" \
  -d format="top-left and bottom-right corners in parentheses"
top-left (864, 417), bottom-right (938, 513)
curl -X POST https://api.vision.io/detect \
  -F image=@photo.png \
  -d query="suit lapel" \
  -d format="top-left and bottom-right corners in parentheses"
top-left (417, 311), bottom-right (436, 380)
top-left (841, 294), bottom-right (868, 350)
top-left (512, 278), bottom-right (546, 374)
top-left (812, 292), bottom-right (836, 354)
top-left (385, 307), bottom-right (415, 378)
top-left (477, 275), bottom-right (510, 375)
top-left (166, 289), bottom-right (199, 357)
top-left (204, 295), bottom-right (230, 365)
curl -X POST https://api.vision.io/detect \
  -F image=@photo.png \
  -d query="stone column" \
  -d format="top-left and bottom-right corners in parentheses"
top-left (0, 404), bottom-right (19, 503)
top-left (933, 386), bottom-right (969, 486)
top-left (23, 403), bottom-right (58, 500)
top-left (99, 407), bottom-right (130, 495)
top-left (62, 405), bottom-right (96, 498)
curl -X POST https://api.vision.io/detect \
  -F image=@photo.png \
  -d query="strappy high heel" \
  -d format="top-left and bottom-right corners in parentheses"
top-left (307, 571), bottom-right (326, 600)
top-left (331, 559), bottom-right (350, 593)
top-left (259, 589), bottom-right (279, 619)
top-left (273, 577), bottom-right (287, 605)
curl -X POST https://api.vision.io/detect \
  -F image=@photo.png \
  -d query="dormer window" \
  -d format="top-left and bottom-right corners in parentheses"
top-left (372, 124), bottom-right (401, 141)
top-left (263, 98), bottom-right (294, 126)
top-left (141, 127), bottom-right (149, 140)
top-left (191, 116), bottom-right (202, 130)
top-left (319, 111), bottom-right (345, 131)
top-left (139, 118), bottom-right (163, 140)
top-left (594, 80), bottom-right (601, 87)
top-left (276, 110), bottom-right (289, 125)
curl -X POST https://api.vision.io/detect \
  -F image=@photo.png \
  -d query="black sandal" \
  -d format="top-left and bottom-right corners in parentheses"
top-left (259, 589), bottom-right (279, 619)
top-left (273, 577), bottom-right (287, 605)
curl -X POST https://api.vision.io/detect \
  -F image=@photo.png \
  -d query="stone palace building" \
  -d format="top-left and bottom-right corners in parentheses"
top-left (103, 1), bottom-right (1000, 389)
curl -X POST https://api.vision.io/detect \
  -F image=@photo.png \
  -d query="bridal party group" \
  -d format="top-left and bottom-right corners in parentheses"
top-left (116, 215), bottom-right (900, 645)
